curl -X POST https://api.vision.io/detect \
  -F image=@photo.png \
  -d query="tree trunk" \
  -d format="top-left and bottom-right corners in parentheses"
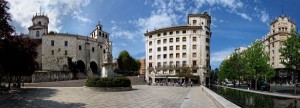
top-left (255, 78), bottom-right (258, 90)
top-left (8, 75), bottom-right (12, 90)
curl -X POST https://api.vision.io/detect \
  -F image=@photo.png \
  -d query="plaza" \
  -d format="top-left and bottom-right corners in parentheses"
top-left (0, 80), bottom-right (217, 108)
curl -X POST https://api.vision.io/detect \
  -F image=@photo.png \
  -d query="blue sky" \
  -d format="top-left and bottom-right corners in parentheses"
top-left (8, 0), bottom-right (300, 69)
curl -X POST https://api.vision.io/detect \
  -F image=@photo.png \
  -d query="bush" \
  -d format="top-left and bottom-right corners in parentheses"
top-left (85, 77), bottom-right (131, 87)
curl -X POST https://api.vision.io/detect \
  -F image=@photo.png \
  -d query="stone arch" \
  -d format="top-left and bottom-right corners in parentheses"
top-left (77, 60), bottom-right (85, 73)
top-left (90, 61), bottom-right (98, 74)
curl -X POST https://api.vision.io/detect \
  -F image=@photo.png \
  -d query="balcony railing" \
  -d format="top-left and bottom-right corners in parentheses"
top-left (147, 65), bottom-right (199, 71)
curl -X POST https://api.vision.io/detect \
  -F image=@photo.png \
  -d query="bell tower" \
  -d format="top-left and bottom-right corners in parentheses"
top-left (28, 13), bottom-right (49, 39)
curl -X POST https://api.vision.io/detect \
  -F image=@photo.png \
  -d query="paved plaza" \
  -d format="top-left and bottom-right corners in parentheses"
top-left (0, 80), bottom-right (217, 108)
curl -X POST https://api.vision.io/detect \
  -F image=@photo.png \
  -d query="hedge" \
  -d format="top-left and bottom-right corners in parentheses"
top-left (85, 77), bottom-right (131, 87)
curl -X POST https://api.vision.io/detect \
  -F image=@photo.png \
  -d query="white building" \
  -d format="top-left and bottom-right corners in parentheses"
top-left (28, 13), bottom-right (112, 77)
top-left (144, 13), bottom-right (211, 85)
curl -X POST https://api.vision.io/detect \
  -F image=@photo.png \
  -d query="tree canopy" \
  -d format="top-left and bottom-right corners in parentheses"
top-left (117, 50), bottom-right (141, 75)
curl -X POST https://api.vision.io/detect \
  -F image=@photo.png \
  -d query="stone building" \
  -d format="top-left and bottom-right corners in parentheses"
top-left (28, 13), bottom-right (112, 77)
top-left (261, 15), bottom-right (296, 82)
top-left (138, 58), bottom-right (146, 75)
top-left (144, 12), bottom-right (211, 85)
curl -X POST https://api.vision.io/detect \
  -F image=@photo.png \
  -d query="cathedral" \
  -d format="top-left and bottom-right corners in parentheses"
top-left (28, 13), bottom-right (113, 77)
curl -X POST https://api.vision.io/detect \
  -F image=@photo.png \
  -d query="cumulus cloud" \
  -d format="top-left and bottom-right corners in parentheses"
top-left (211, 48), bottom-right (235, 68)
top-left (8, 0), bottom-right (91, 33)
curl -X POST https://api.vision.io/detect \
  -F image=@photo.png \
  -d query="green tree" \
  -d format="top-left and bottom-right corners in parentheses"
top-left (117, 50), bottom-right (140, 75)
top-left (243, 41), bottom-right (274, 90)
top-left (279, 30), bottom-right (300, 94)
top-left (176, 67), bottom-right (193, 84)
top-left (67, 57), bottom-right (78, 79)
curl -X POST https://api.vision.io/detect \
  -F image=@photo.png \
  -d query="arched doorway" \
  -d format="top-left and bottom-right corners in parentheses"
top-left (90, 61), bottom-right (98, 74)
top-left (77, 60), bottom-right (85, 73)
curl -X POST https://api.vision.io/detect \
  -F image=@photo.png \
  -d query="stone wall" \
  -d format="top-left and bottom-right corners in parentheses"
top-left (31, 71), bottom-right (73, 83)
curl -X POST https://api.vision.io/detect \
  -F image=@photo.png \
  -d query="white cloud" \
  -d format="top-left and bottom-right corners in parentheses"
top-left (260, 11), bottom-right (269, 24)
top-left (238, 12), bottom-right (252, 21)
top-left (8, 0), bottom-right (91, 33)
top-left (211, 48), bottom-right (235, 67)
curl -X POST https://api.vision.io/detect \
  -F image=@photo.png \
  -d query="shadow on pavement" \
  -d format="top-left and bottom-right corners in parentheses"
top-left (0, 88), bottom-right (86, 108)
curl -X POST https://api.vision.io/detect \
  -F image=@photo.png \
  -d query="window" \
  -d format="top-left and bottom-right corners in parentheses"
top-left (182, 53), bottom-right (186, 58)
top-left (176, 31), bottom-right (179, 34)
top-left (170, 54), bottom-right (173, 58)
top-left (193, 30), bottom-right (196, 33)
top-left (163, 54), bottom-right (167, 59)
top-left (157, 47), bottom-right (161, 52)
top-left (38, 21), bottom-right (41, 25)
top-left (169, 38), bottom-right (173, 43)
top-left (182, 45), bottom-right (186, 50)
top-left (51, 40), bottom-right (54, 46)
top-left (149, 48), bottom-right (152, 53)
top-left (192, 53), bottom-right (197, 57)
top-left (176, 53), bottom-right (180, 58)
top-left (169, 31), bottom-right (173, 35)
top-left (169, 46), bottom-right (173, 50)
top-left (193, 37), bottom-right (197, 41)
top-left (103, 50), bottom-right (106, 53)
top-left (65, 50), bottom-right (67, 55)
top-left (182, 61), bottom-right (187, 66)
top-left (176, 45), bottom-right (180, 50)
top-left (193, 61), bottom-right (197, 66)
top-left (193, 45), bottom-right (197, 49)
top-left (157, 40), bottom-right (161, 44)
top-left (157, 62), bottom-right (161, 67)
top-left (149, 35), bottom-right (152, 38)
top-left (163, 32), bottom-right (167, 36)
top-left (36, 31), bottom-right (40, 37)
top-left (183, 30), bottom-right (186, 34)
top-left (163, 46), bottom-right (167, 51)
top-left (157, 55), bottom-right (161, 59)
top-left (79, 45), bottom-right (82, 50)
top-left (51, 50), bottom-right (54, 55)
top-left (170, 61), bottom-right (174, 66)
top-left (163, 62), bottom-right (167, 66)
top-left (64, 41), bottom-right (68, 46)
top-left (182, 37), bottom-right (186, 42)
top-left (163, 39), bottom-right (167, 43)
top-left (149, 56), bottom-right (152, 60)
top-left (92, 47), bottom-right (94, 52)
top-left (176, 61), bottom-right (180, 66)
top-left (149, 41), bottom-right (152, 46)
top-left (176, 38), bottom-right (180, 42)
top-left (193, 20), bottom-right (197, 25)
top-left (149, 63), bottom-right (152, 68)
top-left (157, 33), bottom-right (161, 37)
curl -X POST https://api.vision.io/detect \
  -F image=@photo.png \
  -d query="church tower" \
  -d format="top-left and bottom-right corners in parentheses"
top-left (28, 13), bottom-right (49, 39)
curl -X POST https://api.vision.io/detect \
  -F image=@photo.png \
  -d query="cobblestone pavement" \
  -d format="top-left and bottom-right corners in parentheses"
top-left (0, 85), bottom-right (217, 108)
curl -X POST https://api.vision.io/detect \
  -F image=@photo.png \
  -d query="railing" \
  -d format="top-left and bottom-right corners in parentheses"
top-left (209, 85), bottom-right (300, 108)
top-left (148, 65), bottom-right (199, 71)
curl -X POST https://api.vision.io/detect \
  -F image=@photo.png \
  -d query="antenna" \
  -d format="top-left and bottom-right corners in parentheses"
top-left (281, 0), bottom-right (284, 15)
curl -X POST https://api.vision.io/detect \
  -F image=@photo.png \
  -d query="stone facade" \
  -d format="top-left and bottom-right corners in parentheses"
top-left (144, 12), bottom-right (211, 85)
top-left (28, 13), bottom-right (112, 76)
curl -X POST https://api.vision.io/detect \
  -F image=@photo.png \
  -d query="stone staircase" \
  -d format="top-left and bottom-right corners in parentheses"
top-left (125, 75), bottom-right (147, 85)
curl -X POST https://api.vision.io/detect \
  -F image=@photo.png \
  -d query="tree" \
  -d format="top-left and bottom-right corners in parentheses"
top-left (176, 67), bottom-right (193, 84)
top-left (67, 57), bottom-right (78, 79)
top-left (0, 0), bottom-right (14, 86)
top-left (279, 30), bottom-right (300, 94)
top-left (0, 0), bottom-right (14, 38)
top-left (243, 40), bottom-right (274, 90)
top-left (117, 50), bottom-right (140, 75)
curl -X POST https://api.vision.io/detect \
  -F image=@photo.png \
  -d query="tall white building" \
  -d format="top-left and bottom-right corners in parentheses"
top-left (28, 13), bottom-right (112, 77)
top-left (144, 13), bottom-right (211, 85)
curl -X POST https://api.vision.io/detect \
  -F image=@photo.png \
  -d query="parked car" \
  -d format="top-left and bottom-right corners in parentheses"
top-left (225, 81), bottom-right (234, 87)
top-left (251, 80), bottom-right (270, 91)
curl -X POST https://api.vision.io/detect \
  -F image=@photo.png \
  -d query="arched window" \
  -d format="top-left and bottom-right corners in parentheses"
top-left (38, 21), bottom-right (41, 25)
top-left (36, 31), bottom-right (40, 37)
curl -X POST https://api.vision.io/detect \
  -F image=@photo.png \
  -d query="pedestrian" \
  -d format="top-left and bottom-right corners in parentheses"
top-left (191, 82), bottom-right (193, 87)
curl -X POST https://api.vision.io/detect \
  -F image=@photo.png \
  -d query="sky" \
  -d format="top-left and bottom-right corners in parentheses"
top-left (7, 0), bottom-right (300, 69)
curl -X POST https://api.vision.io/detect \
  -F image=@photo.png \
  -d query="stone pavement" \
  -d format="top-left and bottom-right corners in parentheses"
top-left (0, 85), bottom-right (217, 108)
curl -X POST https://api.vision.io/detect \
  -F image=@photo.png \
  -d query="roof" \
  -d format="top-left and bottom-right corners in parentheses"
top-left (144, 26), bottom-right (202, 36)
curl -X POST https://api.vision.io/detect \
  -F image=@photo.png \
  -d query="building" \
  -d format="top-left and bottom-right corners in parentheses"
top-left (28, 13), bottom-right (112, 77)
top-left (138, 58), bottom-right (146, 75)
top-left (144, 12), bottom-right (211, 85)
top-left (261, 15), bottom-right (296, 82)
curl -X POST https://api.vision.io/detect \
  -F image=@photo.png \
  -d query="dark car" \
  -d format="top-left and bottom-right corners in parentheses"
top-left (251, 80), bottom-right (270, 91)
